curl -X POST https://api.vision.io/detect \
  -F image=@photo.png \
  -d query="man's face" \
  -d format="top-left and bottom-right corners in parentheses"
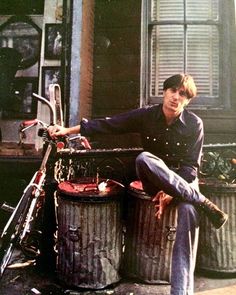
top-left (163, 87), bottom-right (190, 116)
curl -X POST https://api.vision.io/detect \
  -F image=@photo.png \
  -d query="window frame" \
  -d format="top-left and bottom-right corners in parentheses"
top-left (140, 0), bottom-right (233, 110)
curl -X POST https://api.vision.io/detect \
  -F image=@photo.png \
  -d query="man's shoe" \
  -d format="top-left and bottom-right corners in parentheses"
top-left (201, 198), bottom-right (228, 229)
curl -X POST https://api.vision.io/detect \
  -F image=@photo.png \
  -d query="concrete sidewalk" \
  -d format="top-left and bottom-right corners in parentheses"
top-left (194, 275), bottom-right (236, 295)
top-left (1, 250), bottom-right (236, 294)
top-left (195, 285), bottom-right (236, 295)
top-left (1, 264), bottom-right (236, 294)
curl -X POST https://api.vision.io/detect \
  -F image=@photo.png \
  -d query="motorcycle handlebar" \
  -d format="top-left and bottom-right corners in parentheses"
top-left (19, 93), bottom-right (92, 150)
top-left (32, 93), bottom-right (56, 125)
top-left (19, 120), bottom-right (91, 150)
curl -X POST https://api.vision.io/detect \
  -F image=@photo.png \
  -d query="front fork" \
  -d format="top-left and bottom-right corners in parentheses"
top-left (19, 172), bottom-right (46, 258)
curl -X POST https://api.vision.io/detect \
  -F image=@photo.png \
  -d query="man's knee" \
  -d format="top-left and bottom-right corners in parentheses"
top-left (136, 151), bottom-right (149, 164)
top-left (136, 151), bottom-right (162, 168)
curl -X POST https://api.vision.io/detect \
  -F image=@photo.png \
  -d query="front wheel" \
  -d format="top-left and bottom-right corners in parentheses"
top-left (0, 186), bottom-right (34, 278)
top-left (0, 239), bottom-right (14, 277)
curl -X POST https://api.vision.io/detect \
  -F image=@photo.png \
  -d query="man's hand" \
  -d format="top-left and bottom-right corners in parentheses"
top-left (48, 124), bottom-right (69, 139)
top-left (152, 190), bottom-right (173, 219)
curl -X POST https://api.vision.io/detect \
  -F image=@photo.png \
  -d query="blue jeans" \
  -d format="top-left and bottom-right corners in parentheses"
top-left (135, 151), bottom-right (201, 295)
top-left (170, 202), bottom-right (200, 295)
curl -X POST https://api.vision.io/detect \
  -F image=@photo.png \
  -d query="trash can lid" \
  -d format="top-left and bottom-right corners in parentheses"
top-left (199, 178), bottom-right (236, 193)
top-left (129, 180), bottom-right (143, 191)
top-left (57, 177), bottom-right (124, 202)
top-left (128, 180), bottom-right (151, 200)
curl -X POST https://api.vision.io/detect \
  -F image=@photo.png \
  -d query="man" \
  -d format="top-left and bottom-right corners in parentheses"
top-left (49, 74), bottom-right (228, 295)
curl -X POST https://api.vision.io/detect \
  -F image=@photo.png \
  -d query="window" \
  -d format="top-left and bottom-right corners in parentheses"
top-left (141, 0), bottom-right (233, 109)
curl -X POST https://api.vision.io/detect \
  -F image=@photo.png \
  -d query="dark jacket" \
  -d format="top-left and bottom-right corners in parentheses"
top-left (80, 104), bottom-right (204, 183)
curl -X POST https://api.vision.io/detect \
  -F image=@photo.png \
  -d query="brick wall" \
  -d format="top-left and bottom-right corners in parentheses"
top-left (79, 0), bottom-right (95, 120)
top-left (93, 0), bottom-right (141, 117)
top-left (88, 0), bottom-right (142, 148)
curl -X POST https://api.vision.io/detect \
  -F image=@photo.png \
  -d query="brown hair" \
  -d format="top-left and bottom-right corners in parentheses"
top-left (163, 74), bottom-right (197, 99)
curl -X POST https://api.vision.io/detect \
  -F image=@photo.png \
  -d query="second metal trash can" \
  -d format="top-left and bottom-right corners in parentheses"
top-left (123, 180), bottom-right (178, 284)
top-left (197, 179), bottom-right (236, 274)
top-left (56, 177), bottom-right (124, 289)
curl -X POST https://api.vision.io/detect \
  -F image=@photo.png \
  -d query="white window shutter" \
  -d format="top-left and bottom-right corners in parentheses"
top-left (148, 0), bottom-right (220, 106)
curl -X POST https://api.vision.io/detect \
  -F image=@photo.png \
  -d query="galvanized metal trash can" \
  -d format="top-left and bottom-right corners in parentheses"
top-left (56, 177), bottom-right (124, 289)
top-left (123, 180), bottom-right (178, 284)
top-left (197, 179), bottom-right (236, 274)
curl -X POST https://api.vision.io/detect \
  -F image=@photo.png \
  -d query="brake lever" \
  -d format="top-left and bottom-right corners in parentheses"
top-left (69, 134), bottom-right (92, 149)
top-left (18, 119), bottom-right (38, 146)
top-left (18, 119), bottom-right (49, 146)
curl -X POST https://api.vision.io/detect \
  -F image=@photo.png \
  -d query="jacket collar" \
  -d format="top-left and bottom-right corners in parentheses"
top-left (158, 104), bottom-right (187, 126)
top-left (179, 110), bottom-right (187, 126)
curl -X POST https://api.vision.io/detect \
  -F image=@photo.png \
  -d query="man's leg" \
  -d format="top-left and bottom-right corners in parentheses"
top-left (136, 152), bottom-right (204, 203)
top-left (171, 202), bottom-right (199, 295)
top-left (135, 151), bottom-right (228, 229)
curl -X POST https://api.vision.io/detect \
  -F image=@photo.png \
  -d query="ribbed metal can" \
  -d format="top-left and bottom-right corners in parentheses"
top-left (197, 179), bottom-right (236, 274)
top-left (123, 181), bottom-right (178, 284)
top-left (56, 177), bottom-right (124, 289)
